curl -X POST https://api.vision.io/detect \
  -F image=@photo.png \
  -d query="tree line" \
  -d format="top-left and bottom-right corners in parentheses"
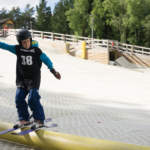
top-left (0, 0), bottom-right (150, 47)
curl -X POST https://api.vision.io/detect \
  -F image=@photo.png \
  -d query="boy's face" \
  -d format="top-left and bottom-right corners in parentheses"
top-left (21, 38), bottom-right (31, 49)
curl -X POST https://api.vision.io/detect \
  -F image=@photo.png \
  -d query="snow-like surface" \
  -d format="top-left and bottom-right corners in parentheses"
top-left (0, 36), bottom-right (150, 146)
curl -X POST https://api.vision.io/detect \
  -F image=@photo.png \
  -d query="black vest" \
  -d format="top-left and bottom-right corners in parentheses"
top-left (15, 45), bottom-right (42, 89)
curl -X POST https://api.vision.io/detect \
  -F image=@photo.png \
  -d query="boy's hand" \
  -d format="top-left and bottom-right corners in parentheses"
top-left (50, 68), bottom-right (61, 80)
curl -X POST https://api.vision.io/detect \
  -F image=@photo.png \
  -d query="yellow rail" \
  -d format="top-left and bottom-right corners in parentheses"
top-left (0, 121), bottom-right (150, 150)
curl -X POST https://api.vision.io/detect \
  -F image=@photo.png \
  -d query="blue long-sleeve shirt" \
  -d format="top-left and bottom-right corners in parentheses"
top-left (0, 41), bottom-right (53, 70)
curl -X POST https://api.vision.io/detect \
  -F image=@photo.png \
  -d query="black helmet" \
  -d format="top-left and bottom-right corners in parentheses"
top-left (16, 29), bottom-right (32, 45)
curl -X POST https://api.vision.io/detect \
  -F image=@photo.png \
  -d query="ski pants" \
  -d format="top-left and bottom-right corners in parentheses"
top-left (15, 87), bottom-right (45, 122)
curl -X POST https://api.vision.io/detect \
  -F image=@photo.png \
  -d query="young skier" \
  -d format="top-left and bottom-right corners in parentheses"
top-left (0, 29), bottom-right (61, 128)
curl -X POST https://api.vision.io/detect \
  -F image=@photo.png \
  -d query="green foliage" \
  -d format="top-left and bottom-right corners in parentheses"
top-left (0, 5), bottom-right (34, 29)
top-left (142, 15), bottom-right (150, 47)
top-left (91, 0), bottom-right (105, 39)
top-left (52, 0), bottom-right (73, 34)
top-left (66, 0), bottom-right (93, 36)
top-left (126, 0), bottom-right (150, 45)
top-left (0, 8), bottom-right (9, 19)
top-left (36, 0), bottom-right (52, 31)
top-left (21, 4), bottom-right (35, 29)
top-left (8, 7), bottom-right (21, 28)
top-left (103, 0), bottom-right (128, 42)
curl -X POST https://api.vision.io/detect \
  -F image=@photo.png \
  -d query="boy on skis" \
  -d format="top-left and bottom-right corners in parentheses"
top-left (0, 29), bottom-right (61, 127)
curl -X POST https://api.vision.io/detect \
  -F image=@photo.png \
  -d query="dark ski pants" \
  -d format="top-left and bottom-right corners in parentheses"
top-left (15, 87), bottom-right (45, 122)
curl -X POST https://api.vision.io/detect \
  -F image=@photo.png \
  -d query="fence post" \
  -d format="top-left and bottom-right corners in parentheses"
top-left (142, 48), bottom-right (143, 55)
top-left (62, 34), bottom-right (66, 42)
top-left (41, 32), bottom-right (44, 39)
top-left (116, 41), bottom-right (119, 51)
top-left (131, 45), bottom-right (134, 55)
top-left (107, 40), bottom-right (110, 64)
top-left (31, 30), bottom-right (34, 38)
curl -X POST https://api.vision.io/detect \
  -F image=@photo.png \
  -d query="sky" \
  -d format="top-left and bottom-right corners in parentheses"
top-left (0, 0), bottom-right (60, 12)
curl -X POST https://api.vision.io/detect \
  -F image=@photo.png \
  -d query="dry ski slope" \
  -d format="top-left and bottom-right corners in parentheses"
top-left (0, 36), bottom-right (150, 149)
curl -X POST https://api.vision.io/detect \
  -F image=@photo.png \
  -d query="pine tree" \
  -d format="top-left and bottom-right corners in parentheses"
top-left (36, 0), bottom-right (52, 31)
top-left (52, 0), bottom-right (74, 34)
top-left (66, 0), bottom-right (93, 36)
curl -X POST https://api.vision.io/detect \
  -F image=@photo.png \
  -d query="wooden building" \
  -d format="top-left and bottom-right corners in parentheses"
top-left (0, 18), bottom-right (14, 29)
top-left (0, 18), bottom-right (14, 37)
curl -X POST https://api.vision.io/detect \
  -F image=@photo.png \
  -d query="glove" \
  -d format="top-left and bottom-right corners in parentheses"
top-left (50, 68), bottom-right (61, 80)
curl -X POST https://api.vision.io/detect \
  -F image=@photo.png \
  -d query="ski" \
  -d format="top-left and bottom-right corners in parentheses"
top-left (0, 122), bottom-right (33, 135)
top-left (13, 123), bottom-right (58, 136)
top-left (0, 118), bottom-right (52, 135)
top-left (0, 128), bottom-right (18, 135)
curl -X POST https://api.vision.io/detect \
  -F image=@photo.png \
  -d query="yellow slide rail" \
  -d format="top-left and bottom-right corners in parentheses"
top-left (0, 121), bottom-right (150, 150)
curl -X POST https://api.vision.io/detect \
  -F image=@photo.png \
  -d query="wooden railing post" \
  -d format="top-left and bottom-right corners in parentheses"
top-left (41, 32), bottom-right (44, 39)
top-left (131, 45), bottom-right (134, 55)
top-left (107, 40), bottom-right (110, 64)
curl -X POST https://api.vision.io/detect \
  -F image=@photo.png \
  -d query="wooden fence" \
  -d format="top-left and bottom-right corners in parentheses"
top-left (1, 29), bottom-right (150, 56)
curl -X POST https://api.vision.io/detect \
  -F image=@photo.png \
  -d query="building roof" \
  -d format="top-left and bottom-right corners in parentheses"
top-left (0, 18), bottom-right (13, 24)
